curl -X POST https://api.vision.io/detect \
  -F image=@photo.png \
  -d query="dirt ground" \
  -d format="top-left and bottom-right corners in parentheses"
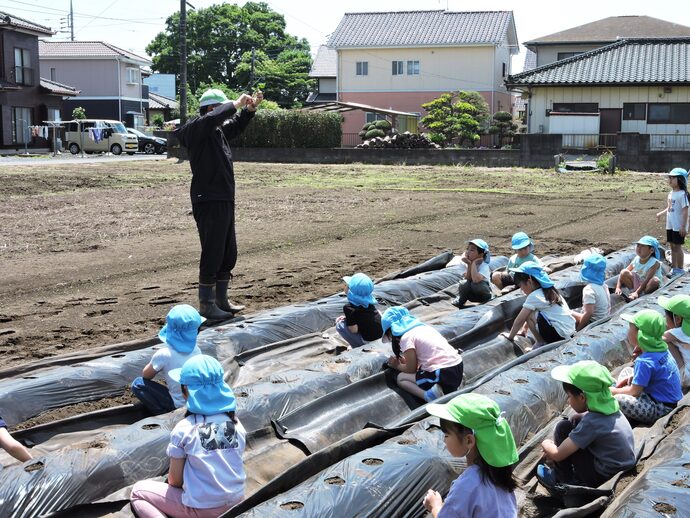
top-left (0, 160), bottom-right (668, 371)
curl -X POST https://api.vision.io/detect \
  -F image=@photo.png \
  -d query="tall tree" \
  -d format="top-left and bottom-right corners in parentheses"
top-left (146, 2), bottom-right (313, 107)
top-left (421, 91), bottom-right (489, 147)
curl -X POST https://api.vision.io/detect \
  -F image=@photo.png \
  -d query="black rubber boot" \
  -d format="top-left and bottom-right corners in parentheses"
top-left (216, 278), bottom-right (245, 314)
top-left (198, 284), bottom-right (233, 321)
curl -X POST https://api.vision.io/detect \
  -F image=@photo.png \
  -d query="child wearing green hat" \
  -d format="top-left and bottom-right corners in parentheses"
top-left (615, 236), bottom-right (663, 301)
top-left (452, 239), bottom-right (493, 308)
top-left (659, 294), bottom-right (690, 389)
top-left (538, 360), bottom-right (636, 488)
top-left (611, 310), bottom-right (682, 424)
top-left (424, 393), bottom-right (518, 517)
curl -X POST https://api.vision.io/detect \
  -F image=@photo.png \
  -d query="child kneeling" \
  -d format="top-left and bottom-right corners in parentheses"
top-left (572, 254), bottom-right (610, 330)
top-left (130, 355), bottom-right (245, 517)
top-left (423, 393), bottom-right (519, 517)
top-left (335, 273), bottom-right (382, 348)
top-left (383, 306), bottom-right (463, 402)
top-left (539, 360), bottom-right (636, 488)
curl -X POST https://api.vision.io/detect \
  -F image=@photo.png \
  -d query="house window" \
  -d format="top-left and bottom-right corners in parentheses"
top-left (12, 107), bottom-right (32, 144)
top-left (356, 61), bottom-right (368, 76)
top-left (648, 103), bottom-right (690, 124)
top-left (407, 60), bottom-right (420, 75)
top-left (47, 107), bottom-right (61, 122)
top-left (50, 67), bottom-right (56, 81)
top-left (557, 52), bottom-right (583, 61)
top-left (14, 48), bottom-right (32, 85)
top-left (623, 103), bottom-right (646, 121)
top-left (365, 112), bottom-right (386, 124)
top-left (552, 102), bottom-right (598, 113)
top-left (392, 60), bottom-right (403, 75)
top-left (126, 67), bottom-right (139, 84)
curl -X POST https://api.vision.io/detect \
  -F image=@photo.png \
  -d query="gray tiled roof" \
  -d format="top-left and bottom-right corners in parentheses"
top-left (328, 10), bottom-right (515, 48)
top-left (309, 46), bottom-right (337, 77)
top-left (148, 92), bottom-right (178, 110)
top-left (0, 10), bottom-right (54, 35)
top-left (525, 16), bottom-right (690, 46)
top-left (522, 49), bottom-right (537, 72)
top-left (40, 77), bottom-right (80, 96)
top-left (39, 41), bottom-right (151, 65)
top-left (507, 38), bottom-right (690, 86)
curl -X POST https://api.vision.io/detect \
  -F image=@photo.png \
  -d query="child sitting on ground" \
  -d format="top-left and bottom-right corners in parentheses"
top-left (453, 239), bottom-right (492, 308)
top-left (656, 167), bottom-right (689, 277)
top-left (501, 261), bottom-right (576, 348)
top-left (658, 294), bottom-right (690, 389)
top-left (611, 310), bottom-right (682, 424)
top-left (572, 253), bottom-right (610, 330)
top-left (335, 273), bottom-right (382, 348)
top-left (423, 393), bottom-right (519, 517)
top-left (0, 415), bottom-right (32, 462)
top-left (538, 360), bottom-right (636, 488)
top-left (382, 306), bottom-right (463, 402)
top-left (492, 232), bottom-right (542, 290)
top-left (131, 355), bottom-right (246, 517)
top-left (131, 304), bottom-right (203, 415)
top-left (615, 236), bottom-right (663, 301)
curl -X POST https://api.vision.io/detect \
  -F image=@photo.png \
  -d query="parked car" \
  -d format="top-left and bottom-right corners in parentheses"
top-left (65, 120), bottom-right (138, 155)
top-left (126, 128), bottom-right (167, 154)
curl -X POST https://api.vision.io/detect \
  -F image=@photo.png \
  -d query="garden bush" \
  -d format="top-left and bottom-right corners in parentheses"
top-left (230, 110), bottom-right (342, 148)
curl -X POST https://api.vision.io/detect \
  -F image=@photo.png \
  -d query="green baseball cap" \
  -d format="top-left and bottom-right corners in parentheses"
top-left (199, 88), bottom-right (231, 108)
top-left (621, 309), bottom-right (668, 352)
top-left (658, 295), bottom-right (690, 337)
top-left (426, 393), bottom-right (518, 468)
top-left (551, 360), bottom-right (619, 415)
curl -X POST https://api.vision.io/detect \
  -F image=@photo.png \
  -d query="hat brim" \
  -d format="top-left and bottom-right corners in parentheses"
top-left (550, 365), bottom-right (575, 384)
top-left (342, 276), bottom-right (352, 284)
top-left (511, 240), bottom-right (531, 250)
top-left (657, 296), bottom-right (672, 311)
top-left (426, 402), bottom-right (459, 423)
top-left (620, 313), bottom-right (636, 324)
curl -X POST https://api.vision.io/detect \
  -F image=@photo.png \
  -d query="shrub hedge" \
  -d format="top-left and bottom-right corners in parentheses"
top-left (230, 110), bottom-right (342, 148)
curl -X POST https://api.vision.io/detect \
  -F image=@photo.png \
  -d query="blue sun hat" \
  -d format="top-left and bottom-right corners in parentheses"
top-left (343, 273), bottom-right (377, 308)
top-left (169, 355), bottom-right (236, 416)
top-left (636, 235), bottom-right (661, 260)
top-left (668, 167), bottom-right (688, 180)
top-left (158, 304), bottom-right (205, 354)
top-left (580, 253), bottom-right (607, 285)
top-left (468, 238), bottom-right (491, 264)
top-left (381, 306), bottom-right (425, 342)
top-left (511, 232), bottom-right (534, 252)
top-left (509, 260), bottom-right (554, 288)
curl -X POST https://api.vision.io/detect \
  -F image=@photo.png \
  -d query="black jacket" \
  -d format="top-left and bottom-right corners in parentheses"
top-left (174, 103), bottom-right (255, 204)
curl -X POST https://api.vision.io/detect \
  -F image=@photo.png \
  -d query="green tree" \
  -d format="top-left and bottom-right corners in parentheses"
top-left (151, 114), bottom-right (165, 128)
top-left (72, 106), bottom-right (86, 119)
top-left (146, 2), bottom-right (313, 107)
top-left (488, 111), bottom-right (518, 147)
top-left (456, 91), bottom-right (490, 131)
top-left (421, 92), bottom-right (486, 147)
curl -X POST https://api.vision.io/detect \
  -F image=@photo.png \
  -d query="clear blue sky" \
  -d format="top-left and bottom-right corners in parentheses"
top-left (2, 0), bottom-right (690, 72)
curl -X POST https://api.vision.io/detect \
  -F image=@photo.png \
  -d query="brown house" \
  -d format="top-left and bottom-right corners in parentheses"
top-left (0, 11), bottom-right (79, 151)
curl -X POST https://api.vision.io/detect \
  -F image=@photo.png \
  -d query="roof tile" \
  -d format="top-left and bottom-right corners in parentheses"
top-left (39, 41), bottom-right (151, 65)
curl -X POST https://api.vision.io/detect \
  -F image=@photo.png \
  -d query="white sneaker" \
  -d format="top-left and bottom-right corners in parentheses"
top-left (424, 384), bottom-right (444, 402)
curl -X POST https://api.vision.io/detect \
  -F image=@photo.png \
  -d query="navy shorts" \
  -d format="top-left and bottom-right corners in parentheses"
top-left (667, 229), bottom-right (685, 245)
top-left (416, 362), bottom-right (464, 394)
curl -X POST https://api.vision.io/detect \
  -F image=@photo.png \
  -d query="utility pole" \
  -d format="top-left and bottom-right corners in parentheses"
top-left (69, 0), bottom-right (74, 41)
top-left (179, 0), bottom-right (188, 124)
top-left (249, 47), bottom-right (255, 90)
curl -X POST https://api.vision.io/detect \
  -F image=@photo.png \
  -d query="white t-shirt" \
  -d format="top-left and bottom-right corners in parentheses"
top-left (400, 325), bottom-right (462, 372)
top-left (167, 413), bottom-right (246, 509)
top-left (476, 261), bottom-right (491, 282)
top-left (666, 190), bottom-right (689, 232)
top-left (151, 345), bottom-right (201, 407)
top-left (668, 327), bottom-right (690, 387)
top-left (582, 283), bottom-right (611, 322)
top-left (524, 288), bottom-right (576, 339)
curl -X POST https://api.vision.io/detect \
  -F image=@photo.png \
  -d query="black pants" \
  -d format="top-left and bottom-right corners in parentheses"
top-left (554, 416), bottom-right (608, 487)
top-left (192, 201), bottom-right (237, 285)
top-left (537, 312), bottom-right (566, 344)
top-left (456, 280), bottom-right (492, 305)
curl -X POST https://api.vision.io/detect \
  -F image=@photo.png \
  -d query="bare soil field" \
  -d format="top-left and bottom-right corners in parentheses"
top-left (0, 160), bottom-right (667, 370)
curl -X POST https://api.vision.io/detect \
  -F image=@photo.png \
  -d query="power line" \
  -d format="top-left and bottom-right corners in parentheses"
top-left (1, 0), bottom-right (166, 25)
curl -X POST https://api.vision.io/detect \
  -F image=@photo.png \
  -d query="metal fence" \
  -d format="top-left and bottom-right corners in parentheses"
top-left (561, 133), bottom-right (617, 150)
top-left (649, 134), bottom-right (690, 151)
top-left (341, 133), bottom-right (361, 148)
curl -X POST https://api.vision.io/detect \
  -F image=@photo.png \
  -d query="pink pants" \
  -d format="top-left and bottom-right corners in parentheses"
top-left (130, 480), bottom-right (237, 518)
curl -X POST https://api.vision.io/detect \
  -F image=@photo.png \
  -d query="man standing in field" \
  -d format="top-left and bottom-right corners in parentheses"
top-left (174, 88), bottom-right (263, 320)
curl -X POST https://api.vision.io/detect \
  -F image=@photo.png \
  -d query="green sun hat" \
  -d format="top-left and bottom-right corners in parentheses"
top-left (621, 309), bottom-right (668, 352)
top-left (199, 88), bottom-right (231, 108)
top-left (426, 393), bottom-right (518, 468)
top-left (658, 295), bottom-right (690, 337)
top-left (551, 360), bottom-right (619, 415)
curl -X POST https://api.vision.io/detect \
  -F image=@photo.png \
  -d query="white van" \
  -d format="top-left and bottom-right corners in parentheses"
top-left (64, 119), bottom-right (138, 155)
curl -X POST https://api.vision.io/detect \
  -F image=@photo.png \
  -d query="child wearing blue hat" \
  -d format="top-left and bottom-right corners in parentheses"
top-left (452, 239), bottom-right (493, 308)
top-left (615, 236), bottom-right (663, 301)
top-left (131, 304), bottom-right (203, 415)
top-left (656, 167), bottom-right (689, 276)
top-left (572, 253), bottom-right (610, 330)
top-left (131, 354), bottom-right (246, 518)
top-left (492, 231), bottom-right (543, 290)
top-left (501, 261), bottom-right (576, 348)
top-left (335, 273), bottom-right (382, 348)
top-left (382, 306), bottom-right (463, 402)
